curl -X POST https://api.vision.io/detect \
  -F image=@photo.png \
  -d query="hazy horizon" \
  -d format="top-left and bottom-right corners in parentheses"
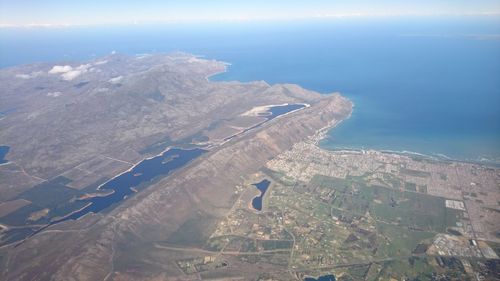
top-left (1, 0), bottom-right (500, 27)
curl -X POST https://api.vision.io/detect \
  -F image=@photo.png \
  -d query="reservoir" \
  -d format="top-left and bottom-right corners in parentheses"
top-left (0, 146), bottom-right (9, 164)
top-left (251, 179), bottom-right (271, 211)
top-left (52, 147), bottom-right (206, 224)
top-left (265, 104), bottom-right (306, 120)
top-left (224, 103), bottom-right (306, 142)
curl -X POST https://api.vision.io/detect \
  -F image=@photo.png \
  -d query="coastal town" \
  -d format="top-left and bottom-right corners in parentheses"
top-left (206, 140), bottom-right (500, 280)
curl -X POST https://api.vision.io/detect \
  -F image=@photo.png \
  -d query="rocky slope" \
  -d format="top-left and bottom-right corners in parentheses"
top-left (0, 53), bottom-right (352, 280)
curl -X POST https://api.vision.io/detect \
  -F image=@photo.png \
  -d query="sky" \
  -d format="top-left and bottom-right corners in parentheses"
top-left (1, 0), bottom-right (500, 26)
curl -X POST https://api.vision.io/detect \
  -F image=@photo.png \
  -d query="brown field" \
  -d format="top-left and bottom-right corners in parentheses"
top-left (0, 164), bottom-right (44, 202)
top-left (61, 156), bottom-right (132, 190)
top-left (0, 199), bottom-right (31, 217)
top-left (205, 124), bottom-right (242, 141)
top-left (230, 115), bottom-right (266, 128)
top-left (204, 116), bottom-right (267, 141)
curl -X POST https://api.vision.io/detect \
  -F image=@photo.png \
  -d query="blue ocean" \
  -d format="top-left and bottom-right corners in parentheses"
top-left (1, 17), bottom-right (499, 163)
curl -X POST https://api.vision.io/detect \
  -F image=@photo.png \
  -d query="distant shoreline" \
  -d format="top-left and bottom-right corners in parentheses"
top-left (321, 146), bottom-right (500, 168)
top-left (314, 102), bottom-right (500, 167)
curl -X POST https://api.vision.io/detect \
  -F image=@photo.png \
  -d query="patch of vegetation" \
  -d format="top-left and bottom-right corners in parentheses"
top-left (486, 241), bottom-right (500, 257)
top-left (375, 222), bottom-right (434, 258)
top-left (400, 168), bottom-right (431, 178)
top-left (345, 265), bottom-right (370, 280)
top-left (177, 256), bottom-right (228, 274)
top-left (260, 239), bottom-right (293, 251)
top-left (383, 173), bottom-right (401, 188)
top-left (373, 258), bottom-right (435, 281)
top-left (405, 182), bottom-right (417, 192)
top-left (370, 188), bottom-right (459, 232)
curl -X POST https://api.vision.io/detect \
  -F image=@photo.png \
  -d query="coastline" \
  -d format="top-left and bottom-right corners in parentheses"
top-left (312, 100), bottom-right (500, 168)
top-left (320, 145), bottom-right (500, 168)
top-left (199, 54), bottom-right (500, 168)
top-left (206, 62), bottom-right (271, 87)
top-left (204, 60), bottom-right (231, 82)
top-left (310, 100), bottom-right (353, 145)
top-left (206, 53), bottom-right (500, 168)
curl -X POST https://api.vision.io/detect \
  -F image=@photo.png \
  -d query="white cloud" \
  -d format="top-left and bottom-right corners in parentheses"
top-left (47, 91), bottom-right (62, 97)
top-left (61, 70), bottom-right (82, 81)
top-left (93, 60), bottom-right (108, 65)
top-left (48, 64), bottom-right (93, 80)
top-left (76, 64), bottom-right (92, 71)
top-left (108, 76), bottom-right (123, 84)
top-left (187, 57), bottom-right (202, 63)
top-left (16, 71), bottom-right (43, 79)
top-left (15, 74), bottom-right (32, 79)
top-left (135, 53), bottom-right (151, 59)
top-left (48, 65), bottom-right (73, 74)
top-left (95, 88), bottom-right (109, 93)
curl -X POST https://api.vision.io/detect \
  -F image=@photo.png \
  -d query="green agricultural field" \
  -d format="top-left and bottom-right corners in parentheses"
top-left (371, 258), bottom-right (435, 281)
top-left (375, 222), bottom-right (435, 258)
top-left (370, 188), bottom-right (460, 232)
top-left (308, 175), bottom-right (461, 233)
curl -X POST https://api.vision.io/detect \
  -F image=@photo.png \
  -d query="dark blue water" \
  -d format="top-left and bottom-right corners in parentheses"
top-left (224, 103), bottom-right (306, 141)
top-left (304, 274), bottom-right (336, 281)
top-left (267, 104), bottom-right (306, 120)
top-left (1, 17), bottom-right (499, 162)
top-left (51, 148), bottom-right (205, 224)
top-left (251, 179), bottom-right (271, 211)
top-left (0, 146), bottom-right (9, 164)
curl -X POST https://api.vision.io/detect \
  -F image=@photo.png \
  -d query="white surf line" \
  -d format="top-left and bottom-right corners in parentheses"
top-left (205, 63), bottom-right (230, 82)
top-left (309, 105), bottom-right (352, 145)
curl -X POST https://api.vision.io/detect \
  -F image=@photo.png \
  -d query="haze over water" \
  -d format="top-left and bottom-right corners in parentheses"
top-left (1, 16), bottom-right (499, 163)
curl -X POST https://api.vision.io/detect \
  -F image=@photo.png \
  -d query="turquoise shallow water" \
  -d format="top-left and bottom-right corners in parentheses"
top-left (1, 17), bottom-right (499, 163)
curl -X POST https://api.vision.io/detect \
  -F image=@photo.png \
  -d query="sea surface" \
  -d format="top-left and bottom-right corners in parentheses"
top-left (1, 16), bottom-right (499, 163)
